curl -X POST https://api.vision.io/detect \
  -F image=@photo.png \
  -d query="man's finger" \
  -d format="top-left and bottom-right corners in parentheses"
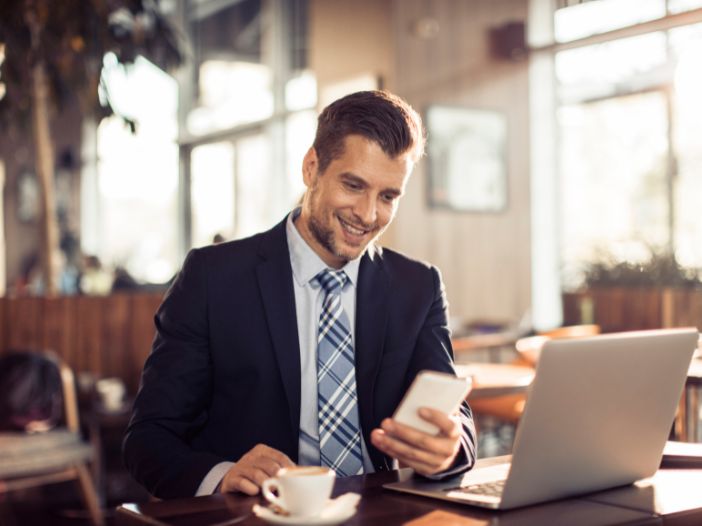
top-left (372, 428), bottom-right (444, 469)
top-left (372, 430), bottom-right (441, 474)
top-left (235, 476), bottom-right (260, 495)
top-left (251, 468), bottom-right (272, 487)
top-left (222, 474), bottom-right (259, 495)
top-left (257, 456), bottom-right (288, 477)
top-left (418, 407), bottom-right (461, 437)
top-left (381, 419), bottom-right (455, 458)
top-left (256, 445), bottom-right (294, 467)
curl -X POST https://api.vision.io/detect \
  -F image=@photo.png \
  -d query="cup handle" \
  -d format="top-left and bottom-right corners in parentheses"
top-left (262, 478), bottom-right (284, 509)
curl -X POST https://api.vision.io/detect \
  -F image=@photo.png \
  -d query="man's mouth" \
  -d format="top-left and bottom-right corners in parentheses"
top-left (339, 216), bottom-right (371, 237)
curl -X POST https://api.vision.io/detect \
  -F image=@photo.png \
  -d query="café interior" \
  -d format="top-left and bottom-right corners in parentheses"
top-left (2, 0), bottom-right (702, 524)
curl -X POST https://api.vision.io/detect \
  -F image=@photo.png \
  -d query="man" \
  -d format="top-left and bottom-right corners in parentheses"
top-left (123, 90), bottom-right (477, 499)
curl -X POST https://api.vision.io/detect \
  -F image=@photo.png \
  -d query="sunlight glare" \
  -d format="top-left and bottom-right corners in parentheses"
top-left (675, 41), bottom-right (702, 119)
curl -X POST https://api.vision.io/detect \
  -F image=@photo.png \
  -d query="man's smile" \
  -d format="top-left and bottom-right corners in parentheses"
top-left (338, 215), bottom-right (374, 241)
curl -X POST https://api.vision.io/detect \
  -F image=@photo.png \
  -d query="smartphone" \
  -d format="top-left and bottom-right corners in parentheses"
top-left (392, 370), bottom-right (472, 435)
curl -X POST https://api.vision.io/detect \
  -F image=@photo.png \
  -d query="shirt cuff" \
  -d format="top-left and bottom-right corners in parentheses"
top-left (195, 461), bottom-right (234, 496)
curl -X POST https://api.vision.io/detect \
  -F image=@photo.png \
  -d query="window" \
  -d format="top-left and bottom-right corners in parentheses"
top-left (559, 92), bottom-right (669, 285)
top-left (89, 55), bottom-right (179, 284)
top-left (87, 0), bottom-right (313, 281)
top-left (183, 0), bottom-right (314, 250)
top-left (555, 0), bottom-right (665, 43)
top-left (672, 24), bottom-right (702, 268)
top-left (554, 6), bottom-right (702, 287)
top-left (191, 142), bottom-right (235, 247)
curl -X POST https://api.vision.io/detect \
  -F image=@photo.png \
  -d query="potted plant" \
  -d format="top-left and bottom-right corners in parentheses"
top-left (563, 252), bottom-right (702, 332)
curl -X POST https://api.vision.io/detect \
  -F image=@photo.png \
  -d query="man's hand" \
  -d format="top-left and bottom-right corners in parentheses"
top-left (370, 407), bottom-right (461, 476)
top-left (219, 444), bottom-right (294, 495)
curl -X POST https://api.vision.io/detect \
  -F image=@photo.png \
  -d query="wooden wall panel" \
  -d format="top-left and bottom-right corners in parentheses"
top-left (6, 297), bottom-right (42, 350)
top-left (667, 289), bottom-right (702, 329)
top-left (0, 293), bottom-right (163, 393)
top-left (101, 294), bottom-right (131, 382)
top-left (127, 294), bottom-right (163, 392)
top-left (563, 288), bottom-right (701, 333)
top-left (41, 296), bottom-right (76, 361)
top-left (75, 296), bottom-right (104, 378)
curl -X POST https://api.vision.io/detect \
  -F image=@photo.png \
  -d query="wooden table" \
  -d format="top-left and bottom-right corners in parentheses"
top-left (116, 458), bottom-right (702, 525)
top-left (455, 363), bottom-right (535, 400)
top-left (452, 332), bottom-right (519, 364)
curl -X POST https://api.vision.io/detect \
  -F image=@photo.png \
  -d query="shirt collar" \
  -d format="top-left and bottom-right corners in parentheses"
top-left (286, 208), bottom-right (360, 289)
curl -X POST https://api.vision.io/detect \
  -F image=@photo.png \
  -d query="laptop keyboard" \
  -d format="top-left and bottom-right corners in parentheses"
top-left (445, 479), bottom-right (506, 498)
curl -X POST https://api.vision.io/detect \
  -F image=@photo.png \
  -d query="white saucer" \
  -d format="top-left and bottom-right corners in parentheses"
top-left (252, 493), bottom-right (360, 525)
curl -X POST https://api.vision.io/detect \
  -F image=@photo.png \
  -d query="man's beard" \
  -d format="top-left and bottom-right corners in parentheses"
top-left (308, 214), bottom-right (350, 266)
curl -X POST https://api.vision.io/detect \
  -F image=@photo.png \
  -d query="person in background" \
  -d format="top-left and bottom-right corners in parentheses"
top-left (124, 90), bottom-right (476, 499)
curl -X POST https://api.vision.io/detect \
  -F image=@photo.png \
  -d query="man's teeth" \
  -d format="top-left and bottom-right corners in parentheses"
top-left (341, 219), bottom-right (366, 235)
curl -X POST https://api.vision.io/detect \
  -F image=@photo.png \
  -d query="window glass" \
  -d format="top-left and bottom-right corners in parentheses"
top-left (285, 110), bottom-right (316, 205)
top-left (555, 33), bottom-right (667, 101)
top-left (235, 134), bottom-right (273, 238)
top-left (672, 26), bottom-right (702, 267)
top-left (191, 142), bottom-right (236, 247)
top-left (668, 0), bottom-right (702, 14)
top-left (187, 0), bottom-right (273, 136)
top-left (559, 92), bottom-right (669, 286)
top-left (95, 55), bottom-right (178, 284)
top-left (182, 0), bottom-right (314, 248)
top-left (554, 0), bottom-right (664, 43)
top-left (669, 22), bottom-right (702, 56)
top-left (286, 70), bottom-right (317, 111)
top-left (187, 60), bottom-right (273, 135)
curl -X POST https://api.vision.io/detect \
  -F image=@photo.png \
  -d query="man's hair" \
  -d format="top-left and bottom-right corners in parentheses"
top-left (312, 90), bottom-right (425, 173)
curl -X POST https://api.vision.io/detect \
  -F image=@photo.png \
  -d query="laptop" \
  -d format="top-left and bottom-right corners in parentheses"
top-left (384, 328), bottom-right (698, 510)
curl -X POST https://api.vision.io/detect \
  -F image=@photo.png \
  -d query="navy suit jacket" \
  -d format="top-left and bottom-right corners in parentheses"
top-left (123, 217), bottom-right (476, 498)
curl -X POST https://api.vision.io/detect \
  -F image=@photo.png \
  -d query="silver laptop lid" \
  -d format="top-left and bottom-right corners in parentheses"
top-left (500, 327), bottom-right (698, 509)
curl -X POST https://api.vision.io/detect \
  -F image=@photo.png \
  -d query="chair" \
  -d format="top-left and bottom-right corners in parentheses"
top-left (0, 351), bottom-right (104, 526)
top-left (515, 324), bottom-right (601, 366)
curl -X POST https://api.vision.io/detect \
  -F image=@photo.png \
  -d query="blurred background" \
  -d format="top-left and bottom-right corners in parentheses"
top-left (2, 0), bottom-right (702, 523)
top-left (3, 0), bottom-right (702, 329)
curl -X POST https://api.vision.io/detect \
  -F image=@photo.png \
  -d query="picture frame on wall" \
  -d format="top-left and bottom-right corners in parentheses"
top-left (426, 105), bottom-right (507, 212)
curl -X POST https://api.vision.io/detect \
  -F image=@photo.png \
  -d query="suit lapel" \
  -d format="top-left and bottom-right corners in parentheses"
top-left (256, 220), bottom-right (301, 445)
top-left (355, 248), bottom-right (391, 468)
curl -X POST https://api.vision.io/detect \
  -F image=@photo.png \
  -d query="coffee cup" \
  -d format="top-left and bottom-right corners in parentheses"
top-left (261, 466), bottom-right (335, 517)
top-left (96, 377), bottom-right (126, 411)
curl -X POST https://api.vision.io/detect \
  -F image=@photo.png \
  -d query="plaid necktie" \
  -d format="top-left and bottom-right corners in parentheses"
top-left (315, 269), bottom-right (364, 477)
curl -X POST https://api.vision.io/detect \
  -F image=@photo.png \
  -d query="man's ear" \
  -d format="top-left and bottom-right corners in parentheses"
top-left (302, 147), bottom-right (318, 187)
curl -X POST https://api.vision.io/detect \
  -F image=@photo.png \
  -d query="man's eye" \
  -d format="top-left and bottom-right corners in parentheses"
top-left (345, 182), bottom-right (361, 191)
top-left (381, 193), bottom-right (396, 203)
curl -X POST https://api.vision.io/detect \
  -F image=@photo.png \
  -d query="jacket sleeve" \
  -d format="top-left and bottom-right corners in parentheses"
top-left (406, 265), bottom-right (477, 478)
top-left (123, 248), bottom-right (224, 498)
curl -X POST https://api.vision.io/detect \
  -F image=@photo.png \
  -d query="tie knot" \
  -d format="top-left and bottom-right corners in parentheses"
top-left (315, 269), bottom-right (348, 295)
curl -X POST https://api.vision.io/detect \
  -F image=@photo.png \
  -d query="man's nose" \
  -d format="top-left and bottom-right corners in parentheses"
top-left (354, 194), bottom-right (378, 226)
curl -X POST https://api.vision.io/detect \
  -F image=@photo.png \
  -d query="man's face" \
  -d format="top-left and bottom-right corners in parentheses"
top-left (296, 134), bottom-right (414, 269)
